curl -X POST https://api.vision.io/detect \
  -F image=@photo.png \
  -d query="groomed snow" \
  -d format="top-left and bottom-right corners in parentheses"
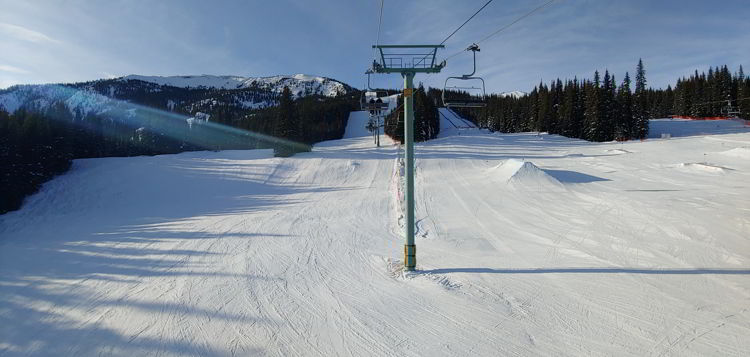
top-left (1, 114), bottom-right (749, 356)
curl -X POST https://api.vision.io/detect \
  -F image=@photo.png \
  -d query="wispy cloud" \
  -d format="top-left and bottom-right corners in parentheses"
top-left (0, 22), bottom-right (61, 44)
top-left (0, 64), bottom-right (31, 74)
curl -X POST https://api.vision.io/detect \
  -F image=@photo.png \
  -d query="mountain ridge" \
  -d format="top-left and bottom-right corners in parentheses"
top-left (0, 73), bottom-right (356, 117)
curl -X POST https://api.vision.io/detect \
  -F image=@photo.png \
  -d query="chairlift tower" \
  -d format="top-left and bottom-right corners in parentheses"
top-left (371, 44), bottom-right (445, 271)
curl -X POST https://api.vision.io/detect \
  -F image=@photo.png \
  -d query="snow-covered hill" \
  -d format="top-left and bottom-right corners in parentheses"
top-left (1, 114), bottom-right (749, 356)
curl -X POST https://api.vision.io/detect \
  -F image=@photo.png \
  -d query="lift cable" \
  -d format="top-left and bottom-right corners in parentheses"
top-left (443, 0), bottom-right (556, 62)
top-left (439, 0), bottom-right (494, 46)
top-left (370, 0), bottom-right (385, 63)
top-left (690, 96), bottom-right (750, 106)
top-left (411, 0), bottom-right (494, 68)
top-left (375, 0), bottom-right (384, 48)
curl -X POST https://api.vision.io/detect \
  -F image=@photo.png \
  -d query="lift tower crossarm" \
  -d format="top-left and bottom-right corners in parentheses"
top-left (371, 45), bottom-right (445, 74)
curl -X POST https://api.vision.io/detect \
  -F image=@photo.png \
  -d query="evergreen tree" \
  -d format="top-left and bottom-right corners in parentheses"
top-left (616, 72), bottom-right (633, 139)
top-left (274, 86), bottom-right (300, 157)
top-left (633, 59), bottom-right (649, 138)
top-left (739, 66), bottom-right (750, 119)
top-left (536, 82), bottom-right (550, 132)
top-left (584, 73), bottom-right (603, 141)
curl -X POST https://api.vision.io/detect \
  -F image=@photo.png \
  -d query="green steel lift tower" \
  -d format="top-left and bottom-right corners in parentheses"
top-left (371, 45), bottom-right (444, 271)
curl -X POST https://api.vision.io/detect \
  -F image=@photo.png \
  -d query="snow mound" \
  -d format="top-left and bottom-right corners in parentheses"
top-left (490, 159), bottom-right (562, 188)
top-left (677, 162), bottom-right (731, 174)
top-left (719, 147), bottom-right (750, 159)
top-left (606, 149), bottom-right (632, 154)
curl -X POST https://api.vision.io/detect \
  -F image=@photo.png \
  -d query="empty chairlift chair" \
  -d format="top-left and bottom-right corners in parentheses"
top-left (442, 44), bottom-right (487, 108)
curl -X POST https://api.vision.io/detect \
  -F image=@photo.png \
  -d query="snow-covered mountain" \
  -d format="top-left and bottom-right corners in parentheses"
top-left (0, 74), bottom-right (355, 118)
top-left (499, 90), bottom-right (527, 98)
top-left (0, 84), bottom-right (115, 117)
top-left (120, 74), bottom-right (350, 98)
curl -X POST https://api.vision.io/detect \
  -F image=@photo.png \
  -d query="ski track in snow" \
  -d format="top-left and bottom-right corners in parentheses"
top-left (1, 112), bottom-right (749, 356)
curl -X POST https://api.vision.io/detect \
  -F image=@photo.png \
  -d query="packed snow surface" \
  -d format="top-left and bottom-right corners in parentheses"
top-left (1, 113), bottom-right (749, 356)
top-left (720, 147), bottom-right (750, 159)
top-left (438, 107), bottom-right (477, 135)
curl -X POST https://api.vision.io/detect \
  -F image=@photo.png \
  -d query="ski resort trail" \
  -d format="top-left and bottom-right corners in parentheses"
top-left (1, 112), bottom-right (749, 356)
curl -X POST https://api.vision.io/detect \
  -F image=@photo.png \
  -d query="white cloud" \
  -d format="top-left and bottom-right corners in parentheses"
top-left (0, 64), bottom-right (31, 74)
top-left (0, 22), bottom-right (61, 44)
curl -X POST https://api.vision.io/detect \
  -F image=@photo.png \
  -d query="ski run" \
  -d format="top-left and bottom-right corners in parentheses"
top-left (1, 111), bottom-right (750, 356)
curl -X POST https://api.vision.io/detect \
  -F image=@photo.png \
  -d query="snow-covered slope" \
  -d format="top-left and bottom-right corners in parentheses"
top-left (648, 118), bottom-right (750, 138)
top-left (0, 84), bottom-right (116, 116)
top-left (121, 73), bottom-right (350, 98)
top-left (1, 118), bottom-right (749, 356)
top-left (343, 111), bottom-right (373, 138)
top-left (438, 107), bottom-right (477, 137)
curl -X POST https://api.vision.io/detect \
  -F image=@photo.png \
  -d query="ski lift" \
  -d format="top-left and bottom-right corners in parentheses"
top-left (360, 70), bottom-right (391, 116)
top-left (442, 44), bottom-right (486, 108)
top-left (723, 99), bottom-right (740, 118)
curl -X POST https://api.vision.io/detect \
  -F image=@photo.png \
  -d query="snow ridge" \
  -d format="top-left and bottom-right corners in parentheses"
top-left (120, 74), bottom-right (349, 98)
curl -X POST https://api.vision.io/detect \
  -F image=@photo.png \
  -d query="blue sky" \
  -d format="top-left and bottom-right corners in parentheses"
top-left (1, 0), bottom-right (748, 92)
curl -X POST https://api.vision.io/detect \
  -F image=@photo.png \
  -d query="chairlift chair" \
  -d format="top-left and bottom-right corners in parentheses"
top-left (723, 99), bottom-right (741, 118)
top-left (360, 70), bottom-right (391, 116)
top-left (442, 44), bottom-right (486, 108)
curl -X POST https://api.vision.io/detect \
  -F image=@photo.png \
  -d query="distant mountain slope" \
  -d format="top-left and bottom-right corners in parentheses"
top-left (0, 74), bottom-right (355, 118)
top-left (499, 91), bottom-right (527, 98)
top-left (120, 74), bottom-right (351, 98)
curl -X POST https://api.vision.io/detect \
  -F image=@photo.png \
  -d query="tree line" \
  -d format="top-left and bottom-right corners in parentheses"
top-left (383, 84), bottom-right (440, 143)
top-left (445, 60), bottom-right (748, 142)
top-left (672, 65), bottom-right (749, 118)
